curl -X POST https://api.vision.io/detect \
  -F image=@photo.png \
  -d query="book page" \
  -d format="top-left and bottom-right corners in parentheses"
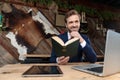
top-left (65, 38), bottom-right (79, 46)
top-left (52, 36), bottom-right (65, 46)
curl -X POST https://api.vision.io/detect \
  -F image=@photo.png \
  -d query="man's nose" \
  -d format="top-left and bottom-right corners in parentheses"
top-left (73, 22), bottom-right (77, 27)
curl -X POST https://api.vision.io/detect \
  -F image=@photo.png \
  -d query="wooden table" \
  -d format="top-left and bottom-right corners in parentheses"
top-left (0, 63), bottom-right (120, 80)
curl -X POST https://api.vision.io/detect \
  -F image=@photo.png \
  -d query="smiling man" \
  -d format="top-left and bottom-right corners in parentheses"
top-left (50, 10), bottom-right (97, 65)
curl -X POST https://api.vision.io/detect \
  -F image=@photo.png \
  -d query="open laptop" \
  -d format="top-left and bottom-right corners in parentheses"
top-left (22, 65), bottom-right (63, 77)
top-left (72, 29), bottom-right (120, 76)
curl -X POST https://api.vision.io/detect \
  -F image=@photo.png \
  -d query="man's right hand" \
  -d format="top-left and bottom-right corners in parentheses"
top-left (70, 31), bottom-right (84, 43)
top-left (57, 56), bottom-right (70, 65)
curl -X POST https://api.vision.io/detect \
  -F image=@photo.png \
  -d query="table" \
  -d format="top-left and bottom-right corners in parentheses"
top-left (0, 63), bottom-right (120, 80)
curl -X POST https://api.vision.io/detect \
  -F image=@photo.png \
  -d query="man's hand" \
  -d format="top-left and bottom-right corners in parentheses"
top-left (70, 31), bottom-right (84, 43)
top-left (57, 56), bottom-right (70, 65)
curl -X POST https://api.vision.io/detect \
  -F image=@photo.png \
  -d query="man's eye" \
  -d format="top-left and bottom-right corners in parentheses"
top-left (69, 21), bottom-right (73, 24)
top-left (75, 20), bottom-right (79, 23)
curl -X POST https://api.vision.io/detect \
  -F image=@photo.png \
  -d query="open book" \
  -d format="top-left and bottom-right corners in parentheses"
top-left (51, 36), bottom-right (79, 57)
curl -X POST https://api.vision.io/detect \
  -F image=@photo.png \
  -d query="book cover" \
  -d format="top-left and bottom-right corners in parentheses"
top-left (51, 36), bottom-right (79, 57)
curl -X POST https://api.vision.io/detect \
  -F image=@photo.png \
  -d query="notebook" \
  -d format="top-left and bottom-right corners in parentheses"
top-left (72, 29), bottom-right (120, 76)
top-left (22, 65), bottom-right (63, 77)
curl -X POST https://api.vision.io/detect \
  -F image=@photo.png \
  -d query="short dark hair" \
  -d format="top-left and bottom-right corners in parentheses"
top-left (64, 10), bottom-right (81, 23)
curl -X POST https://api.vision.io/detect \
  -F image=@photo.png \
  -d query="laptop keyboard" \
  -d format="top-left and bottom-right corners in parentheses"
top-left (86, 66), bottom-right (103, 73)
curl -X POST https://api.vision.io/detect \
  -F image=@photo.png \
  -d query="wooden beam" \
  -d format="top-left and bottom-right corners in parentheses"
top-left (0, 32), bottom-right (19, 61)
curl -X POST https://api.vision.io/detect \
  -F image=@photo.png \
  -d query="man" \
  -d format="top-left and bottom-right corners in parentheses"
top-left (50, 10), bottom-right (97, 64)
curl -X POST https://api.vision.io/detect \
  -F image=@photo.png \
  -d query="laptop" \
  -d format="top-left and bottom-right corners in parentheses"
top-left (22, 65), bottom-right (63, 77)
top-left (72, 29), bottom-right (120, 76)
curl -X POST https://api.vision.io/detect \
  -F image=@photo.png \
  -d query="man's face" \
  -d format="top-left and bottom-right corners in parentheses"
top-left (65, 15), bottom-right (80, 32)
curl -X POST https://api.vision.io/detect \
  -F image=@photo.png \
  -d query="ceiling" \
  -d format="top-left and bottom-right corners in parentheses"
top-left (90, 0), bottom-right (120, 9)
top-left (0, 0), bottom-right (119, 11)
top-left (68, 0), bottom-right (120, 12)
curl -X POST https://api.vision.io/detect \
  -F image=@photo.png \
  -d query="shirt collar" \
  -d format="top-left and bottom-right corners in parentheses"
top-left (67, 32), bottom-right (71, 40)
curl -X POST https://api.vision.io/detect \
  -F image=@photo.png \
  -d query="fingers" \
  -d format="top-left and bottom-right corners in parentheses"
top-left (70, 31), bottom-right (84, 42)
top-left (58, 56), bottom-right (65, 60)
top-left (70, 31), bottom-right (80, 38)
top-left (57, 56), bottom-right (70, 65)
